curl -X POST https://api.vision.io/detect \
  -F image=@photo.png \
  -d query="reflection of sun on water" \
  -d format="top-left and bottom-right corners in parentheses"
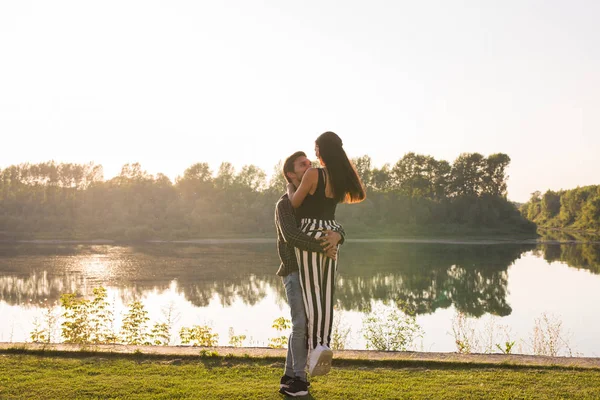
top-left (79, 256), bottom-right (113, 281)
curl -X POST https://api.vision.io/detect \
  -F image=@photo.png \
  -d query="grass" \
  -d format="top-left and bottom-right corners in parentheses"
top-left (1, 350), bottom-right (600, 399)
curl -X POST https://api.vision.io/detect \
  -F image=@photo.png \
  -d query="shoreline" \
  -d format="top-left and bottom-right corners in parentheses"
top-left (2, 342), bottom-right (599, 369)
top-left (0, 237), bottom-right (599, 245)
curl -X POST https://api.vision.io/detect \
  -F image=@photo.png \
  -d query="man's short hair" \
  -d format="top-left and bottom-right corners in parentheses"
top-left (283, 151), bottom-right (307, 183)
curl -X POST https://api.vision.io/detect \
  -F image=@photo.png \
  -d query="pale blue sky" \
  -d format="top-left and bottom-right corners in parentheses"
top-left (1, 1), bottom-right (598, 201)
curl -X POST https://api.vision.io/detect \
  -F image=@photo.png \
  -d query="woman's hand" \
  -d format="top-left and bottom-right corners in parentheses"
top-left (325, 246), bottom-right (338, 260)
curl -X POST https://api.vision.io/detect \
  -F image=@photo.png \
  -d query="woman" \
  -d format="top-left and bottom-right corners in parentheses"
top-left (287, 131), bottom-right (366, 376)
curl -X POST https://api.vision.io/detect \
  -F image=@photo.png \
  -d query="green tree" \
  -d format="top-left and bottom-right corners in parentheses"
top-left (352, 155), bottom-right (373, 189)
top-left (450, 153), bottom-right (486, 197)
top-left (482, 153), bottom-right (510, 197)
top-left (214, 162), bottom-right (235, 189)
top-left (541, 190), bottom-right (561, 220)
top-left (267, 160), bottom-right (287, 193)
top-left (526, 191), bottom-right (542, 221)
top-left (391, 153), bottom-right (435, 198)
top-left (235, 165), bottom-right (267, 192)
top-left (370, 163), bottom-right (393, 192)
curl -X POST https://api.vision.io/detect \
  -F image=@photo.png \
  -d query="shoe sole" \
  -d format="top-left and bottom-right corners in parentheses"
top-left (282, 389), bottom-right (309, 397)
top-left (309, 348), bottom-right (333, 376)
top-left (280, 382), bottom-right (310, 389)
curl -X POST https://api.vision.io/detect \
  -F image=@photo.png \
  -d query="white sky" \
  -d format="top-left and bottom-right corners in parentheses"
top-left (1, 0), bottom-right (598, 202)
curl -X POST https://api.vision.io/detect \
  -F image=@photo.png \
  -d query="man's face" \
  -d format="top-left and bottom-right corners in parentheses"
top-left (291, 156), bottom-right (311, 182)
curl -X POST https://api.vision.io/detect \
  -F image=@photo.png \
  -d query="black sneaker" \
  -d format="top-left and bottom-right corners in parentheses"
top-left (280, 375), bottom-right (295, 389)
top-left (280, 375), bottom-right (310, 389)
top-left (281, 379), bottom-right (309, 397)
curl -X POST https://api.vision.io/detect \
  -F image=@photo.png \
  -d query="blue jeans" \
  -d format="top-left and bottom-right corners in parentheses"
top-left (282, 272), bottom-right (308, 381)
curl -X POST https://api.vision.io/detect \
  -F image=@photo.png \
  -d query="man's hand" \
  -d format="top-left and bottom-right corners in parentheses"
top-left (325, 246), bottom-right (338, 260)
top-left (320, 230), bottom-right (342, 251)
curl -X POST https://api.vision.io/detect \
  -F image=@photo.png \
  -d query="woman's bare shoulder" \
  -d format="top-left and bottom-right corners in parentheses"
top-left (304, 168), bottom-right (319, 180)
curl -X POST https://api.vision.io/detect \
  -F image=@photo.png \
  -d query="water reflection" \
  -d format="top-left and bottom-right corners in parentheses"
top-left (0, 271), bottom-right (84, 306)
top-left (334, 243), bottom-right (536, 317)
top-left (536, 243), bottom-right (600, 273)
top-left (539, 229), bottom-right (600, 244)
top-left (3, 241), bottom-right (586, 319)
top-left (0, 243), bottom-right (283, 310)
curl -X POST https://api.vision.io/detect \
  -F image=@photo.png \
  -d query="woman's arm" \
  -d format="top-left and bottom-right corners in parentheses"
top-left (288, 168), bottom-right (318, 208)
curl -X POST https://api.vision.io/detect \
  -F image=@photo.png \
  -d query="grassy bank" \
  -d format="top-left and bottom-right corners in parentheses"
top-left (1, 350), bottom-right (599, 399)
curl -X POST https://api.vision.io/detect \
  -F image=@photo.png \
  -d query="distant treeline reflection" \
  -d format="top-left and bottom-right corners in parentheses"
top-left (3, 242), bottom-right (599, 317)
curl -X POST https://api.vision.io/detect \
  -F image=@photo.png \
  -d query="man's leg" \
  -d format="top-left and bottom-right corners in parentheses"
top-left (282, 272), bottom-right (308, 382)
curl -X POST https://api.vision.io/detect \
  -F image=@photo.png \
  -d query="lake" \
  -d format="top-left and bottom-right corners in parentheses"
top-left (1, 241), bottom-right (599, 356)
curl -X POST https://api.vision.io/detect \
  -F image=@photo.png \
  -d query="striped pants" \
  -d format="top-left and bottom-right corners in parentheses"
top-left (294, 218), bottom-right (342, 350)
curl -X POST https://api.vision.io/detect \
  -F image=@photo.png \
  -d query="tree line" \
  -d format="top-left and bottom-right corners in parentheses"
top-left (0, 152), bottom-right (535, 240)
top-left (520, 185), bottom-right (600, 233)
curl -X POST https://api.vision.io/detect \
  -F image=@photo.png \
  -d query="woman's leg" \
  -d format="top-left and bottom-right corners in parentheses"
top-left (295, 219), bottom-right (340, 350)
top-left (320, 248), bottom-right (338, 348)
top-left (295, 219), bottom-right (322, 350)
top-left (295, 245), bottom-right (322, 351)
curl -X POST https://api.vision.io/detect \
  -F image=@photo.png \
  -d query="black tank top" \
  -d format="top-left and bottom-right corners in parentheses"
top-left (297, 168), bottom-right (337, 220)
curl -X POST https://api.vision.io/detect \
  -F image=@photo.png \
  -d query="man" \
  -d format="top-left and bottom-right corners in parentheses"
top-left (275, 151), bottom-right (345, 397)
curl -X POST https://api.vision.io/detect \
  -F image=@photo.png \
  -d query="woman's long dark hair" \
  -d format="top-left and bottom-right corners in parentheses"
top-left (316, 131), bottom-right (366, 203)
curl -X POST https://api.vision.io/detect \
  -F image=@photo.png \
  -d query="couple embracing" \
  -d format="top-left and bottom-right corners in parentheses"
top-left (274, 131), bottom-right (366, 396)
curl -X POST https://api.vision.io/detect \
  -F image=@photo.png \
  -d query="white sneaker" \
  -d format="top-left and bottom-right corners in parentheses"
top-left (308, 345), bottom-right (333, 376)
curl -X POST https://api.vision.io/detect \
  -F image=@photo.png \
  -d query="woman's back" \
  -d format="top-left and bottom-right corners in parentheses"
top-left (297, 168), bottom-right (337, 220)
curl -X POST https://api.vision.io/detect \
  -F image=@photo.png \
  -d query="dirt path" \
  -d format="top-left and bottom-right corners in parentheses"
top-left (2, 342), bottom-right (598, 369)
